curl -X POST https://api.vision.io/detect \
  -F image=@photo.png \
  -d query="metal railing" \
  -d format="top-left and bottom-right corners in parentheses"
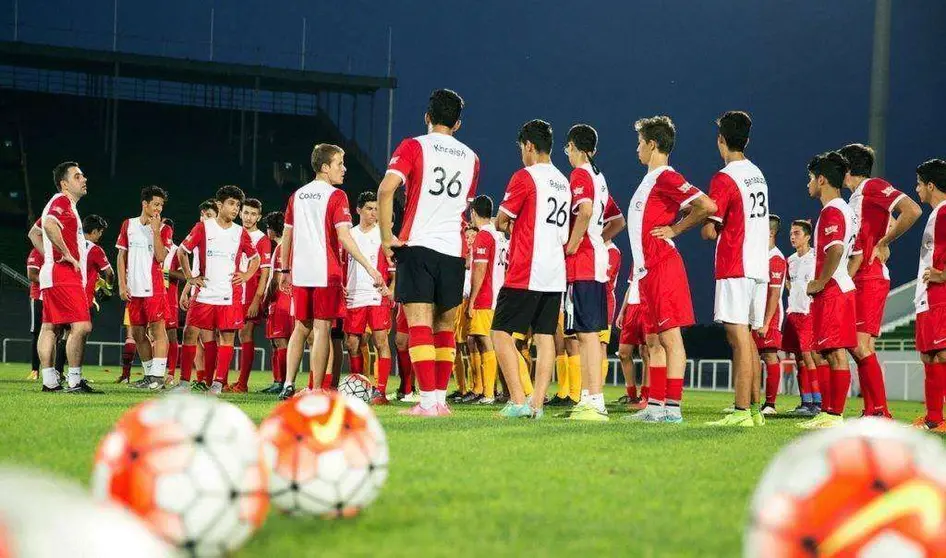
top-left (0, 263), bottom-right (29, 289)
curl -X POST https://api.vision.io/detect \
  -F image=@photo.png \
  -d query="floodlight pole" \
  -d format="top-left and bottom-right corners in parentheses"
top-left (209, 8), bottom-right (215, 61)
top-left (868, 0), bottom-right (891, 177)
top-left (301, 17), bottom-right (307, 70)
top-left (13, 0), bottom-right (18, 41)
top-left (385, 26), bottom-right (394, 160)
top-left (112, 0), bottom-right (118, 51)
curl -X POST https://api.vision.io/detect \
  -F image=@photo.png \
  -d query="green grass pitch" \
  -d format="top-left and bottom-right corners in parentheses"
top-left (0, 362), bottom-right (935, 557)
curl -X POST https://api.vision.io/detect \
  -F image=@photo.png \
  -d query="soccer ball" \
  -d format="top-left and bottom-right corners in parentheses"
top-left (745, 418), bottom-right (946, 557)
top-left (91, 394), bottom-right (269, 556)
top-left (339, 373), bottom-right (373, 402)
top-left (0, 466), bottom-right (172, 557)
top-left (259, 390), bottom-right (389, 517)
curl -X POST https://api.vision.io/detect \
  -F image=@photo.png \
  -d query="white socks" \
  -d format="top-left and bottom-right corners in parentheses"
top-left (41, 368), bottom-right (58, 388)
top-left (588, 393), bottom-right (605, 412)
top-left (435, 389), bottom-right (447, 406)
top-left (67, 367), bottom-right (82, 388)
top-left (142, 360), bottom-right (153, 376)
top-left (151, 358), bottom-right (167, 378)
top-left (419, 390), bottom-right (437, 410)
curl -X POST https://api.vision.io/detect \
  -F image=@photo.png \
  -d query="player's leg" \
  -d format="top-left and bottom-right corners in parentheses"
top-left (599, 339), bottom-right (610, 384)
top-left (134, 319), bottom-right (169, 390)
top-left (470, 334), bottom-right (494, 403)
top-left (210, 329), bottom-right (237, 395)
top-left (551, 316), bottom-right (571, 403)
top-left (529, 333), bottom-right (555, 417)
top-left (37, 322), bottom-right (61, 391)
top-left (234, 321), bottom-right (256, 392)
top-left (432, 305), bottom-right (459, 413)
top-left (573, 329), bottom-right (603, 416)
top-left (563, 336), bottom-right (581, 405)
top-left (129, 324), bottom-right (153, 379)
top-left (618, 343), bottom-right (637, 404)
top-left (653, 326), bottom-right (687, 423)
top-left (465, 335), bottom-right (483, 402)
top-left (280, 317), bottom-right (313, 398)
top-left (515, 337), bottom-right (534, 398)
top-left (345, 333), bottom-right (365, 376)
top-left (920, 350), bottom-right (946, 430)
top-left (63, 318), bottom-right (93, 392)
top-left (371, 328), bottom-right (393, 403)
top-left (802, 351), bottom-right (821, 412)
top-left (852, 279), bottom-right (891, 417)
top-left (394, 330), bottom-right (415, 400)
top-left (761, 350), bottom-right (781, 414)
top-left (54, 331), bottom-right (67, 378)
top-left (166, 327), bottom-right (179, 383)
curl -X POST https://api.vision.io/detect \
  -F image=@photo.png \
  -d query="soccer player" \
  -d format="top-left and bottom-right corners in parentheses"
top-left (490, 119), bottom-right (570, 419)
top-left (261, 211), bottom-right (291, 394)
top-left (177, 185), bottom-right (260, 395)
top-left (839, 143), bottom-right (921, 417)
top-left (278, 144), bottom-right (382, 400)
top-left (232, 198), bottom-right (272, 392)
top-left (177, 201), bottom-right (219, 389)
top-left (797, 152), bottom-right (858, 430)
top-left (83, 215), bottom-right (113, 308)
top-left (783, 219), bottom-right (822, 416)
top-left (698, 111), bottom-right (771, 427)
top-left (615, 274), bottom-right (655, 406)
top-left (755, 215), bottom-right (787, 415)
top-left (28, 161), bottom-right (98, 393)
top-left (343, 191), bottom-right (396, 404)
top-left (393, 305), bottom-right (417, 401)
top-left (26, 247), bottom-right (43, 380)
top-left (600, 240), bottom-right (622, 383)
top-left (116, 186), bottom-right (173, 390)
top-left (466, 195), bottom-right (507, 406)
top-left (377, 89), bottom-right (479, 416)
top-left (162, 218), bottom-right (185, 383)
top-left (627, 116), bottom-right (716, 423)
top-left (451, 227), bottom-right (476, 399)
top-left (912, 158), bottom-right (946, 431)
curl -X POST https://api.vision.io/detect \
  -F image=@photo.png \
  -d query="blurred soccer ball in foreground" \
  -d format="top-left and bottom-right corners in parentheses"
top-left (745, 418), bottom-right (946, 557)
top-left (339, 373), bottom-right (373, 403)
top-left (260, 390), bottom-right (388, 517)
top-left (91, 394), bottom-right (268, 556)
top-left (0, 466), bottom-right (171, 558)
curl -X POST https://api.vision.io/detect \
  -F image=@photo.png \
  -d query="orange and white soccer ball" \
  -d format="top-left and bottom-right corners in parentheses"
top-left (0, 466), bottom-right (172, 558)
top-left (91, 394), bottom-right (269, 556)
top-left (745, 418), bottom-right (946, 557)
top-left (259, 390), bottom-right (388, 517)
top-left (339, 373), bottom-right (373, 403)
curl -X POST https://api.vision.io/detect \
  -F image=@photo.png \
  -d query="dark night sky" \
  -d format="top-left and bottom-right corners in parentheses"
top-left (7, 0), bottom-right (946, 322)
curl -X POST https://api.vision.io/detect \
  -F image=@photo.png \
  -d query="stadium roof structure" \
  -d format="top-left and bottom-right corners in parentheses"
top-left (0, 40), bottom-right (397, 95)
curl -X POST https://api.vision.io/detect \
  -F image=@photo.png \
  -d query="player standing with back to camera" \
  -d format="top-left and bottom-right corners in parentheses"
top-left (377, 89), bottom-right (480, 417)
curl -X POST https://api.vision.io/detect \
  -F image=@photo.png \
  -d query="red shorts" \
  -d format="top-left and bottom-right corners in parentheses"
top-left (344, 302), bottom-right (393, 335)
top-left (619, 302), bottom-right (653, 346)
top-left (165, 284), bottom-right (179, 329)
top-left (187, 301), bottom-right (244, 331)
top-left (811, 289), bottom-right (857, 351)
top-left (395, 304), bottom-right (409, 335)
top-left (915, 306), bottom-right (946, 354)
top-left (127, 295), bottom-right (167, 327)
top-left (291, 285), bottom-right (345, 321)
top-left (782, 312), bottom-right (813, 353)
top-left (266, 307), bottom-right (294, 340)
top-left (41, 284), bottom-right (90, 325)
top-left (639, 253), bottom-right (695, 333)
top-left (854, 278), bottom-right (889, 337)
top-left (753, 321), bottom-right (782, 351)
top-left (243, 296), bottom-right (263, 324)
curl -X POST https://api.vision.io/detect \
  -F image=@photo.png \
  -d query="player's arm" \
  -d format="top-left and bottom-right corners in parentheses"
top-left (602, 214), bottom-right (626, 242)
top-left (758, 281), bottom-right (780, 336)
top-left (278, 226), bottom-right (293, 292)
top-left (468, 261), bottom-right (487, 317)
top-left (566, 201), bottom-right (592, 255)
top-left (337, 226), bottom-right (384, 286)
top-left (700, 220), bottom-right (720, 241)
top-left (101, 265), bottom-right (115, 287)
top-left (873, 195), bottom-right (922, 264)
top-left (116, 249), bottom-right (129, 300)
top-left (652, 194), bottom-right (717, 240)
top-left (42, 217), bottom-right (79, 269)
top-left (168, 267), bottom-right (187, 282)
top-left (152, 218), bottom-right (168, 264)
top-left (378, 172), bottom-right (404, 253)
top-left (495, 211), bottom-right (512, 233)
top-left (614, 284), bottom-right (631, 327)
top-left (808, 245), bottom-right (843, 295)
top-left (234, 255), bottom-right (260, 285)
top-left (846, 251), bottom-right (864, 278)
top-left (27, 267), bottom-right (39, 283)
top-left (27, 226), bottom-right (44, 256)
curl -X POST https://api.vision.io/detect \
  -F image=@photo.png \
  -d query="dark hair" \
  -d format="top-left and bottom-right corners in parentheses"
top-left (52, 161), bottom-right (79, 191)
top-left (769, 214), bottom-right (781, 234)
top-left (357, 191), bottom-right (377, 208)
top-left (140, 185), bottom-right (168, 203)
top-left (82, 214), bottom-right (108, 234)
top-left (791, 219), bottom-right (813, 237)
top-left (566, 124), bottom-right (600, 174)
top-left (470, 195), bottom-right (493, 219)
top-left (427, 89), bottom-right (464, 128)
top-left (518, 119), bottom-right (553, 155)
top-left (807, 151), bottom-right (849, 190)
top-left (634, 116), bottom-right (676, 154)
top-left (838, 143), bottom-right (874, 177)
top-left (199, 199), bottom-right (217, 213)
top-left (215, 185), bottom-right (245, 204)
top-left (243, 198), bottom-right (262, 211)
top-left (918, 159), bottom-right (946, 193)
top-left (717, 111), bottom-right (752, 152)
top-left (311, 143), bottom-right (344, 174)
top-left (264, 211), bottom-right (285, 237)
top-left (162, 217), bottom-right (175, 229)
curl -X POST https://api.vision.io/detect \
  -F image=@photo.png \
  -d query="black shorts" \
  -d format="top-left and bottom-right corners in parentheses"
top-left (564, 280), bottom-right (608, 334)
top-left (492, 288), bottom-right (562, 336)
top-left (30, 299), bottom-right (42, 334)
top-left (393, 245), bottom-right (465, 309)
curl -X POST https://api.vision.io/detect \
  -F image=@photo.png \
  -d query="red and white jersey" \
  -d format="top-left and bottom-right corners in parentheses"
top-left (116, 218), bottom-right (172, 297)
top-left (566, 164), bottom-right (612, 283)
top-left (181, 219), bottom-right (258, 305)
top-left (499, 163), bottom-right (571, 292)
top-left (915, 200), bottom-right (946, 313)
top-left (38, 193), bottom-right (86, 289)
top-left (814, 198), bottom-right (857, 295)
top-left (268, 241), bottom-right (292, 314)
top-left (627, 166), bottom-right (703, 280)
top-left (284, 179), bottom-right (353, 287)
top-left (471, 223), bottom-right (508, 310)
top-left (625, 273), bottom-right (641, 305)
top-left (605, 243), bottom-right (622, 323)
top-left (387, 133), bottom-right (480, 257)
top-left (707, 159), bottom-right (770, 281)
top-left (345, 225), bottom-right (392, 309)
top-left (786, 250), bottom-right (815, 315)
top-left (163, 245), bottom-right (183, 289)
top-left (766, 247), bottom-right (787, 331)
top-left (239, 229), bottom-right (272, 303)
top-left (26, 249), bottom-right (42, 300)
top-left (849, 178), bottom-right (905, 282)
top-left (84, 240), bottom-right (112, 305)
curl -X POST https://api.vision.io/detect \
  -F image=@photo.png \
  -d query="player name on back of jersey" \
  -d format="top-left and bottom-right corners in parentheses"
top-left (432, 143), bottom-right (469, 159)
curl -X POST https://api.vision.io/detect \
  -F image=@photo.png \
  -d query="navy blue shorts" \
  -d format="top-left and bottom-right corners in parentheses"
top-left (564, 280), bottom-right (608, 334)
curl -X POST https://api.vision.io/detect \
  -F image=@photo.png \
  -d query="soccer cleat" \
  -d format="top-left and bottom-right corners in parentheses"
top-left (132, 375), bottom-right (165, 390)
top-left (459, 392), bottom-right (482, 404)
top-left (547, 395), bottom-right (577, 407)
top-left (371, 393), bottom-right (390, 406)
top-left (65, 379), bottom-right (103, 394)
top-left (400, 392), bottom-right (420, 403)
top-left (797, 412), bottom-right (843, 430)
top-left (209, 381), bottom-right (224, 395)
top-left (661, 409), bottom-right (684, 424)
top-left (277, 384), bottom-right (296, 401)
top-left (436, 403), bottom-right (452, 416)
top-left (625, 405), bottom-right (665, 423)
top-left (760, 404), bottom-right (777, 416)
top-left (614, 394), bottom-right (631, 404)
top-left (190, 381), bottom-right (210, 392)
top-left (164, 376), bottom-right (176, 387)
top-left (476, 397), bottom-right (496, 405)
top-left (446, 390), bottom-right (464, 400)
top-left (531, 407), bottom-right (545, 420)
top-left (872, 409), bottom-right (894, 419)
top-left (399, 403), bottom-right (441, 417)
top-left (27, 370), bottom-right (39, 381)
top-left (634, 399), bottom-right (648, 410)
top-left (495, 394), bottom-right (509, 404)
top-left (499, 402), bottom-right (534, 418)
top-left (751, 409), bottom-right (766, 427)
top-left (567, 405), bottom-right (609, 422)
top-left (721, 405), bottom-right (735, 413)
top-left (41, 384), bottom-right (63, 393)
top-left (115, 373), bottom-right (130, 384)
top-left (259, 382), bottom-right (283, 394)
top-left (791, 403), bottom-right (816, 417)
top-left (228, 383), bottom-right (249, 394)
top-left (169, 381), bottom-right (191, 394)
top-left (706, 410), bottom-right (754, 427)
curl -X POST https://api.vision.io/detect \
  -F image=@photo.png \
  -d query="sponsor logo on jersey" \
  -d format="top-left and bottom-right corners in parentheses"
top-left (881, 185), bottom-right (896, 196)
top-left (389, 156), bottom-right (400, 165)
top-left (678, 183), bottom-right (693, 193)
top-left (772, 272), bottom-right (782, 280)
top-left (824, 225), bottom-right (839, 235)
top-left (573, 187), bottom-right (584, 195)
top-left (476, 247), bottom-right (487, 255)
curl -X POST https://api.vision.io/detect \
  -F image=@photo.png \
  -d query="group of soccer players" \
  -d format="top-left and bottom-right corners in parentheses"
top-left (23, 87), bottom-right (946, 430)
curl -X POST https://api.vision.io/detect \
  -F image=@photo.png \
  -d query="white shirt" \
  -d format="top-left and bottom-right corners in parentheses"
top-left (284, 179), bottom-right (352, 288)
top-left (786, 250), bottom-right (815, 314)
top-left (181, 219), bottom-right (258, 306)
top-left (346, 225), bottom-right (385, 309)
top-left (915, 200), bottom-right (946, 313)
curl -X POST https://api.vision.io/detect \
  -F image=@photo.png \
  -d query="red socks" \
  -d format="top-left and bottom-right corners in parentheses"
top-left (275, 347), bottom-right (287, 383)
top-left (857, 353), bottom-right (888, 415)
top-left (397, 349), bottom-right (414, 394)
top-left (201, 341), bottom-right (218, 384)
top-left (408, 326), bottom-right (436, 393)
top-left (648, 366), bottom-right (667, 403)
top-left (433, 331), bottom-right (455, 391)
top-left (817, 365), bottom-right (831, 410)
top-left (925, 363), bottom-right (946, 424)
top-left (626, 385), bottom-right (638, 400)
top-left (121, 341), bottom-right (136, 376)
top-left (180, 344), bottom-right (197, 382)
top-left (640, 385), bottom-right (650, 402)
top-left (321, 373), bottom-right (333, 391)
top-left (765, 363), bottom-right (781, 405)
top-left (829, 369), bottom-right (851, 415)
top-left (350, 354), bottom-right (365, 376)
top-left (377, 357), bottom-right (392, 393)
top-left (666, 378), bottom-right (683, 404)
top-left (797, 365), bottom-right (810, 396)
top-left (213, 345), bottom-right (234, 384)
top-left (237, 341), bottom-right (254, 387)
